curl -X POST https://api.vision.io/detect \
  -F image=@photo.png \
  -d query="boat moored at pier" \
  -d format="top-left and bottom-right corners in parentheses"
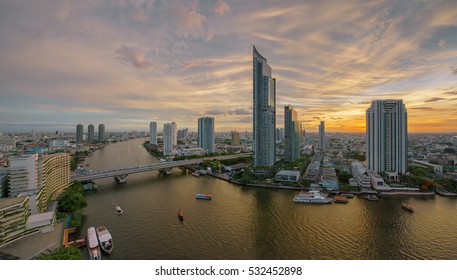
top-left (293, 191), bottom-right (332, 204)
top-left (96, 226), bottom-right (113, 254)
top-left (87, 227), bottom-right (101, 260)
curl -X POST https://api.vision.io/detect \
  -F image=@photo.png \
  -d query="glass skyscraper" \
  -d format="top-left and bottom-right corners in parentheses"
top-left (76, 124), bottom-right (83, 143)
top-left (284, 105), bottom-right (301, 162)
top-left (253, 46), bottom-right (276, 167)
top-left (150, 121), bottom-right (157, 145)
top-left (366, 99), bottom-right (408, 176)
top-left (198, 117), bottom-right (215, 153)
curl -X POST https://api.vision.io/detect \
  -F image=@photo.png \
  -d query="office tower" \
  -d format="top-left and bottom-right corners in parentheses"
top-left (366, 99), bottom-right (408, 176)
top-left (171, 122), bottom-right (177, 147)
top-left (284, 105), bottom-right (301, 162)
top-left (150, 122), bottom-right (157, 145)
top-left (8, 154), bottom-right (38, 198)
top-left (276, 128), bottom-right (285, 141)
top-left (198, 117), bottom-right (215, 153)
top-left (99, 124), bottom-right (106, 142)
top-left (88, 124), bottom-right (95, 143)
top-left (31, 129), bottom-right (35, 137)
top-left (76, 124), bottom-right (83, 143)
top-left (163, 123), bottom-right (173, 156)
top-left (253, 45), bottom-right (276, 167)
top-left (319, 121), bottom-right (325, 151)
top-left (231, 131), bottom-right (240, 146)
top-left (183, 128), bottom-right (188, 139)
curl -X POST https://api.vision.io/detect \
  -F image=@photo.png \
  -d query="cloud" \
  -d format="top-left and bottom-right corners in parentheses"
top-left (331, 117), bottom-right (343, 120)
top-left (214, 0), bottom-right (230, 16)
top-left (451, 66), bottom-right (457, 75)
top-left (411, 107), bottom-right (434, 110)
top-left (445, 91), bottom-right (457, 95)
top-left (115, 45), bottom-right (152, 69)
top-left (231, 108), bottom-right (251, 115)
top-left (313, 117), bottom-right (321, 120)
top-left (438, 39), bottom-right (446, 48)
top-left (424, 97), bottom-right (445, 102)
top-left (204, 109), bottom-right (225, 115)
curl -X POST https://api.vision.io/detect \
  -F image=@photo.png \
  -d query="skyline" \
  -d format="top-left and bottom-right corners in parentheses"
top-left (1, 0), bottom-right (457, 133)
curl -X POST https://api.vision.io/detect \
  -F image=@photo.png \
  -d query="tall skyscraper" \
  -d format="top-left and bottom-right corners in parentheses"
top-left (284, 105), bottom-right (301, 162)
top-left (231, 131), bottom-right (240, 146)
top-left (76, 124), bottom-right (83, 143)
top-left (366, 99), bottom-right (408, 176)
top-left (198, 117), bottom-right (215, 153)
top-left (171, 122), bottom-right (177, 147)
top-left (319, 121), bottom-right (325, 151)
top-left (163, 123), bottom-right (173, 156)
top-left (253, 45), bottom-right (276, 167)
top-left (149, 122), bottom-right (157, 145)
top-left (99, 124), bottom-right (105, 142)
top-left (88, 124), bottom-right (95, 143)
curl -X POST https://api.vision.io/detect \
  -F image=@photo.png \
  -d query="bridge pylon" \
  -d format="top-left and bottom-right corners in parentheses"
top-left (114, 175), bottom-right (128, 184)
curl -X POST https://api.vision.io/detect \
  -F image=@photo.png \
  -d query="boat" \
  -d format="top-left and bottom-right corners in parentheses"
top-left (178, 209), bottom-right (184, 221)
top-left (96, 226), bottom-right (113, 254)
top-left (340, 193), bottom-right (354, 198)
top-left (115, 206), bottom-right (123, 215)
top-left (333, 196), bottom-right (349, 203)
top-left (401, 202), bottom-right (414, 213)
top-left (87, 227), bottom-right (101, 260)
top-left (293, 191), bottom-right (332, 204)
top-left (191, 172), bottom-right (200, 177)
top-left (363, 194), bottom-right (380, 201)
top-left (196, 193), bottom-right (212, 200)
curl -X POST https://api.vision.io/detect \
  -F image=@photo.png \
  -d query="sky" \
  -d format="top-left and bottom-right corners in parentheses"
top-left (0, 0), bottom-right (456, 133)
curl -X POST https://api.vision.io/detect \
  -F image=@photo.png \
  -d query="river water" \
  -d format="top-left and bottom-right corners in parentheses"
top-left (80, 138), bottom-right (457, 260)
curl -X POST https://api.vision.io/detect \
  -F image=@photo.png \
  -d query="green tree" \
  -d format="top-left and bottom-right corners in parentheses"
top-left (37, 246), bottom-right (82, 260)
top-left (337, 171), bottom-right (352, 184)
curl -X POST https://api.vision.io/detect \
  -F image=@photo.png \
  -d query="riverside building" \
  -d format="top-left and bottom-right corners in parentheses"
top-left (253, 45), bottom-right (276, 167)
top-left (284, 105), bottom-right (301, 162)
top-left (366, 99), bottom-right (408, 178)
top-left (150, 122), bottom-right (157, 145)
top-left (198, 117), bottom-right (215, 153)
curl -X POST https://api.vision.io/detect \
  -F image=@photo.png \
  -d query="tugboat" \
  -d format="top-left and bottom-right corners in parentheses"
top-left (178, 209), bottom-right (184, 221)
top-left (401, 202), bottom-right (414, 213)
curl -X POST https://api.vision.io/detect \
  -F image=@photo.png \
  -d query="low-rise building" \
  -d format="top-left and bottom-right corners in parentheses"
top-left (276, 170), bottom-right (301, 183)
top-left (411, 159), bottom-right (443, 173)
top-left (351, 161), bottom-right (371, 189)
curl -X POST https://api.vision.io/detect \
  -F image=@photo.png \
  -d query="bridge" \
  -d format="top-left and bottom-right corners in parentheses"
top-left (72, 154), bottom-right (251, 183)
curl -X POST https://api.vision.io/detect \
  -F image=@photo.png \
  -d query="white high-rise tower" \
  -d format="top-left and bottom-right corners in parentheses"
top-left (366, 99), bottom-right (408, 177)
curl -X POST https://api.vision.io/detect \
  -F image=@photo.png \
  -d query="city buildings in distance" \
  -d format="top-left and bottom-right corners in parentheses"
top-left (198, 117), bottom-right (215, 153)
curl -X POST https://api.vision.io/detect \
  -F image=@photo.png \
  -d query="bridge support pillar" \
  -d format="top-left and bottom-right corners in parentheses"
top-left (158, 168), bottom-right (172, 175)
top-left (114, 175), bottom-right (128, 184)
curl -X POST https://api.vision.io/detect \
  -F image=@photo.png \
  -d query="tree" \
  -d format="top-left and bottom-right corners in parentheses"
top-left (337, 171), bottom-right (352, 184)
top-left (37, 246), bottom-right (82, 260)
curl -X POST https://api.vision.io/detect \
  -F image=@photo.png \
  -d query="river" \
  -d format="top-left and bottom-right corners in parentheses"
top-left (80, 138), bottom-right (457, 259)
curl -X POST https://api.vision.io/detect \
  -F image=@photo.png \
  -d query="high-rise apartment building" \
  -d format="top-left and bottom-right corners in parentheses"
top-left (99, 124), bottom-right (105, 143)
top-left (284, 105), bottom-right (301, 162)
top-left (231, 131), bottom-right (240, 146)
top-left (253, 45), bottom-right (276, 167)
top-left (366, 99), bottom-right (408, 176)
top-left (319, 121), bottom-right (325, 152)
top-left (163, 123), bottom-right (173, 156)
top-left (149, 122), bottom-right (157, 145)
top-left (76, 124), bottom-right (83, 143)
top-left (88, 124), bottom-right (95, 143)
top-left (198, 117), bottom-right (215, 153)
top-left (171, 122), bottom-right (177, 148)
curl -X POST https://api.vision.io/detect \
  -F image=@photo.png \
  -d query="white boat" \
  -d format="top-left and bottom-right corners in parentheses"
top-left (96, 226), bottom-right (113, 254)
top-left (87, 227), bottom-right (101, 260)
top-left (293, 191), bottom-right (332, 204)
top-left (115, 206), bottom-right (123, 214)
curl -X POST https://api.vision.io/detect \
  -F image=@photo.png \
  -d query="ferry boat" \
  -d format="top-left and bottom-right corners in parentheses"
top-left (115, 206), bottom-right (123, 215)
top-left (333, 196), bottom-right (349, 203)
top-left (195, 193), bottom-right (212, 200)
top-left (87, 227), bottom-right (101, 260)
top-left (363, 194), bottom-right (380, 201)
top-left (96, 226), bottom-right (113, 254)
top-left (178, 209), bottom-right (184, 221)
top-left (401, 202), bottom-right (414, 213)
top-left (293, 191), bottom-right (332, 204)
